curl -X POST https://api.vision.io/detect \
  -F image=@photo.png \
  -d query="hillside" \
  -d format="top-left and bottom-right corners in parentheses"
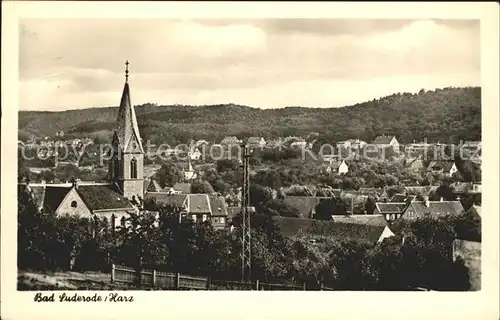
top-left (19, 87), bottom-right (481, 145)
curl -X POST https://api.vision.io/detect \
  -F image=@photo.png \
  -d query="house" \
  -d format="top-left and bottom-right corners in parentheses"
top-left (374, 202), bottom-right (409, 222)
top-left (427, 161), bottom-right (458, 176)
top-left (220, 136), bottom-right (241, 146)
top-left (371, 135), bottom-right (400, 151)
top-left (405, 140), bottom-right (431, 153)
top-left (400, 197), bottom-right (464, 220)
top-left (326, 160), bottom-right (349, 175)
top-left (226, 206), bottom-right (256, 227)
top-left (177, 160), bottom-right (197, 181)
top-left (247, 137), bottom-right (266, 148)
top-left (273, 216), bottom-right (394, 244)
top-left (19, 180), bottom-right (137, 225)
top-left (208, 196), bottom-right (229, 229)
top-left (144, 193), bottom-right (228, 226)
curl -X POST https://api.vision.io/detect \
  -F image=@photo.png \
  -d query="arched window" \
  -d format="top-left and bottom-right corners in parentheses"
top-left (130, 158), bottom-right (137, 179)
top-left (71, 201), bottom-right (78, 208)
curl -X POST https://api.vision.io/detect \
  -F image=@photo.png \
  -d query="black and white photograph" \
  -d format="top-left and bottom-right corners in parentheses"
top-left (2, 2), bottom-right (499, 319)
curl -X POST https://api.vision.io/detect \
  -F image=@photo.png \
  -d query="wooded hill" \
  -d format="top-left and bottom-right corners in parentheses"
top-left (19, 87), bottom-right (481, 145)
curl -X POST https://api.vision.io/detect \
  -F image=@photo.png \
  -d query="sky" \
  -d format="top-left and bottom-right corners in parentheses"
top-left (19, 19), bottom-right (480, 111)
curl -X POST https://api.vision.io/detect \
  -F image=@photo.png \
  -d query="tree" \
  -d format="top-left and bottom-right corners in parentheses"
top-left (191, 180), bottom-right (215, 194)
top-left (115, 211), bottom-right (168, 286)
top-left (154, 162), bottom-right (183, 188)
top-left (314, 198), bottom-right (347, 220)
top-left (364, 197), bottom-right (377, 214)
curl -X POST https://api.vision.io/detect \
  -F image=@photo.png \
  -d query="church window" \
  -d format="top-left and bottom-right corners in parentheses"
top-left (131, 158), bottom-right (137, 179)
top-left (114, 159), bottom-right (120, 179)
top-left (71, 201), bottom-right (78, 208)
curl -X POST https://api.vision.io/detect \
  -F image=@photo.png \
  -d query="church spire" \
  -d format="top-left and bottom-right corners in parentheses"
top-left (114, 61), bottom-right (144, 153)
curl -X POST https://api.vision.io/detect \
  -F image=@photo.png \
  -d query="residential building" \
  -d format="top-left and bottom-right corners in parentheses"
top-left (189, 148), bottom-right (202, 161)
top-left (326, 160), bottom-right (349, 175)
top-left (144, 178), bottom-right (163, 193)
top-left (247, 137), bottom-right (266, 148)
top-left (371, 135), bottom-right (400, 152)
top-left (389, 193), bottom-right (416, 203)
top-left (273, 216), bottom-right (394, 244)
top-left (400, 198), bottom-right (464, 220)
top-left (405, 155), bottom-right (425, 171)
top-left (427, 161), bottom-right (458, 176)
top-left (171, 182), bottom-right (193, 194)
top-left (282, 196), bottom-right (327, 219)
top-left (374, 202), bottom-right (409, 222)
top-left (220, 136), bottom-right (242, 146)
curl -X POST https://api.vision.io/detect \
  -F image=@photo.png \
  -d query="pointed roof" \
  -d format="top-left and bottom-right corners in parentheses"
top-left (114, 63), bottom-right (144, 153)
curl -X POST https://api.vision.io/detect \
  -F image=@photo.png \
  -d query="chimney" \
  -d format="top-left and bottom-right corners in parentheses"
top-left (71, 177), bottom-right (78, 189)
top-left (424, 196), bottom-right (430, 207)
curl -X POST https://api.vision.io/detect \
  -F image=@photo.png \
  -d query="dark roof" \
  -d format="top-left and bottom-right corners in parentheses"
top-left (427, 161), bottom-right (455, 172)
top-left (372, 135), bottom-right (396, 145)
top-left (144, 193), bottom-right (187, 208)
top-left (273, 217), bottom-right (389, 244)
top-left (209, 196), bottom-right (227, 216)
top-left (187, 194), bottom-right (211, 214)
top-left (404, 201), bottom-right (465, 219)
top-left (144, 179), bottom-right (162, 192)
top-left (43, 186), bottom-right (72, 212)
top-left (283, 196), bottom-right (321, 219)
top-left (77, 184), bottom-right (134, 211)
top-left (173, 183), bottom-right (192, 194)
top-left (374, 202), bottom-right (409, 214)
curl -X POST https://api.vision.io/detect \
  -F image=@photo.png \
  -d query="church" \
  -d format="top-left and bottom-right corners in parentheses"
top-left (19, 62), bottom-right (230, 228)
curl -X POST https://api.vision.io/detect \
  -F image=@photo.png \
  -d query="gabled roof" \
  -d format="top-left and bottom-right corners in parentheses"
top-left (374, 202), bottom-right (409, 214)
top-left (186, 194), bottom-right (211, 214)
top-left (273, 216), bottom-right (390, 244)
top-left (372, 135), bottom-right (396, 145)
top-left (43, 186), bottom-right (72, 212)
top-left (247, 137), bottom-right (264, 144)
top-left (427, 161), bottom-right (456, 172)
top-left (77, 184), bottom-right (134, 211)
top-left (405, 201), bottom-right (464, 219)
top-left (209, 196), bottom-right (228, 216)
top-left (114, 82), bottom-right (144, 153)
top-left (220, 136), bottom-right (240, 144)
top-left (173, 183), bottom-right (192, 194)
top-left (283, 196), bottom-right (322, 219)
top-left (144, 193), bottom-right (187, 208)
top-left (144, 179), bottom-right (162, 193)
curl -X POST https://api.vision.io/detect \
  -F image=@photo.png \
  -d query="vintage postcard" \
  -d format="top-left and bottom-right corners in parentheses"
top-left (2, 1), bottom-right (499, 320)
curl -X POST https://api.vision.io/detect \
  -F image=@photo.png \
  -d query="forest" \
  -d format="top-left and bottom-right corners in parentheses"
top-left (19, 87), bottom-right (481, 146)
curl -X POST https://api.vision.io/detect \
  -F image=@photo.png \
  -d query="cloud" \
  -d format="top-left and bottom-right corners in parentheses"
top-left (19, 18), bottom-right (480, 111)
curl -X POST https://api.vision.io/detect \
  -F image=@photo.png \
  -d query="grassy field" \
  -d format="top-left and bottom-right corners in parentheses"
top-left (18, 270), bottom-right (139, 291)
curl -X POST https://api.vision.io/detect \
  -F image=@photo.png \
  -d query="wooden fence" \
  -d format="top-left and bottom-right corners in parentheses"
top-left (111, 264), bottom-right (332, 291)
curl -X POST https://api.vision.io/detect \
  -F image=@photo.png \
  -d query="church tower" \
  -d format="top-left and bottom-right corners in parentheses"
top-left (109, 61), bottom-right (144, 200)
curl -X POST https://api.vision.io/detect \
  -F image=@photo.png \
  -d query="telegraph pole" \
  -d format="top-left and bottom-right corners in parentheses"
top-left (241, 144), bottom-right (251, 282)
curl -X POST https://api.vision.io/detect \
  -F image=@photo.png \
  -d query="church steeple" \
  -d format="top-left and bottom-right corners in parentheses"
top-left (114, 61), bottom-right (144, 153)
top-left (109, 61), bottom-right (144, 199)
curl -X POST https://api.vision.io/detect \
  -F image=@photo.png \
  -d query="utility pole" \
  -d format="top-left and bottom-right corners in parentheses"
top-left (241, 144), bottom-right (251, 282)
